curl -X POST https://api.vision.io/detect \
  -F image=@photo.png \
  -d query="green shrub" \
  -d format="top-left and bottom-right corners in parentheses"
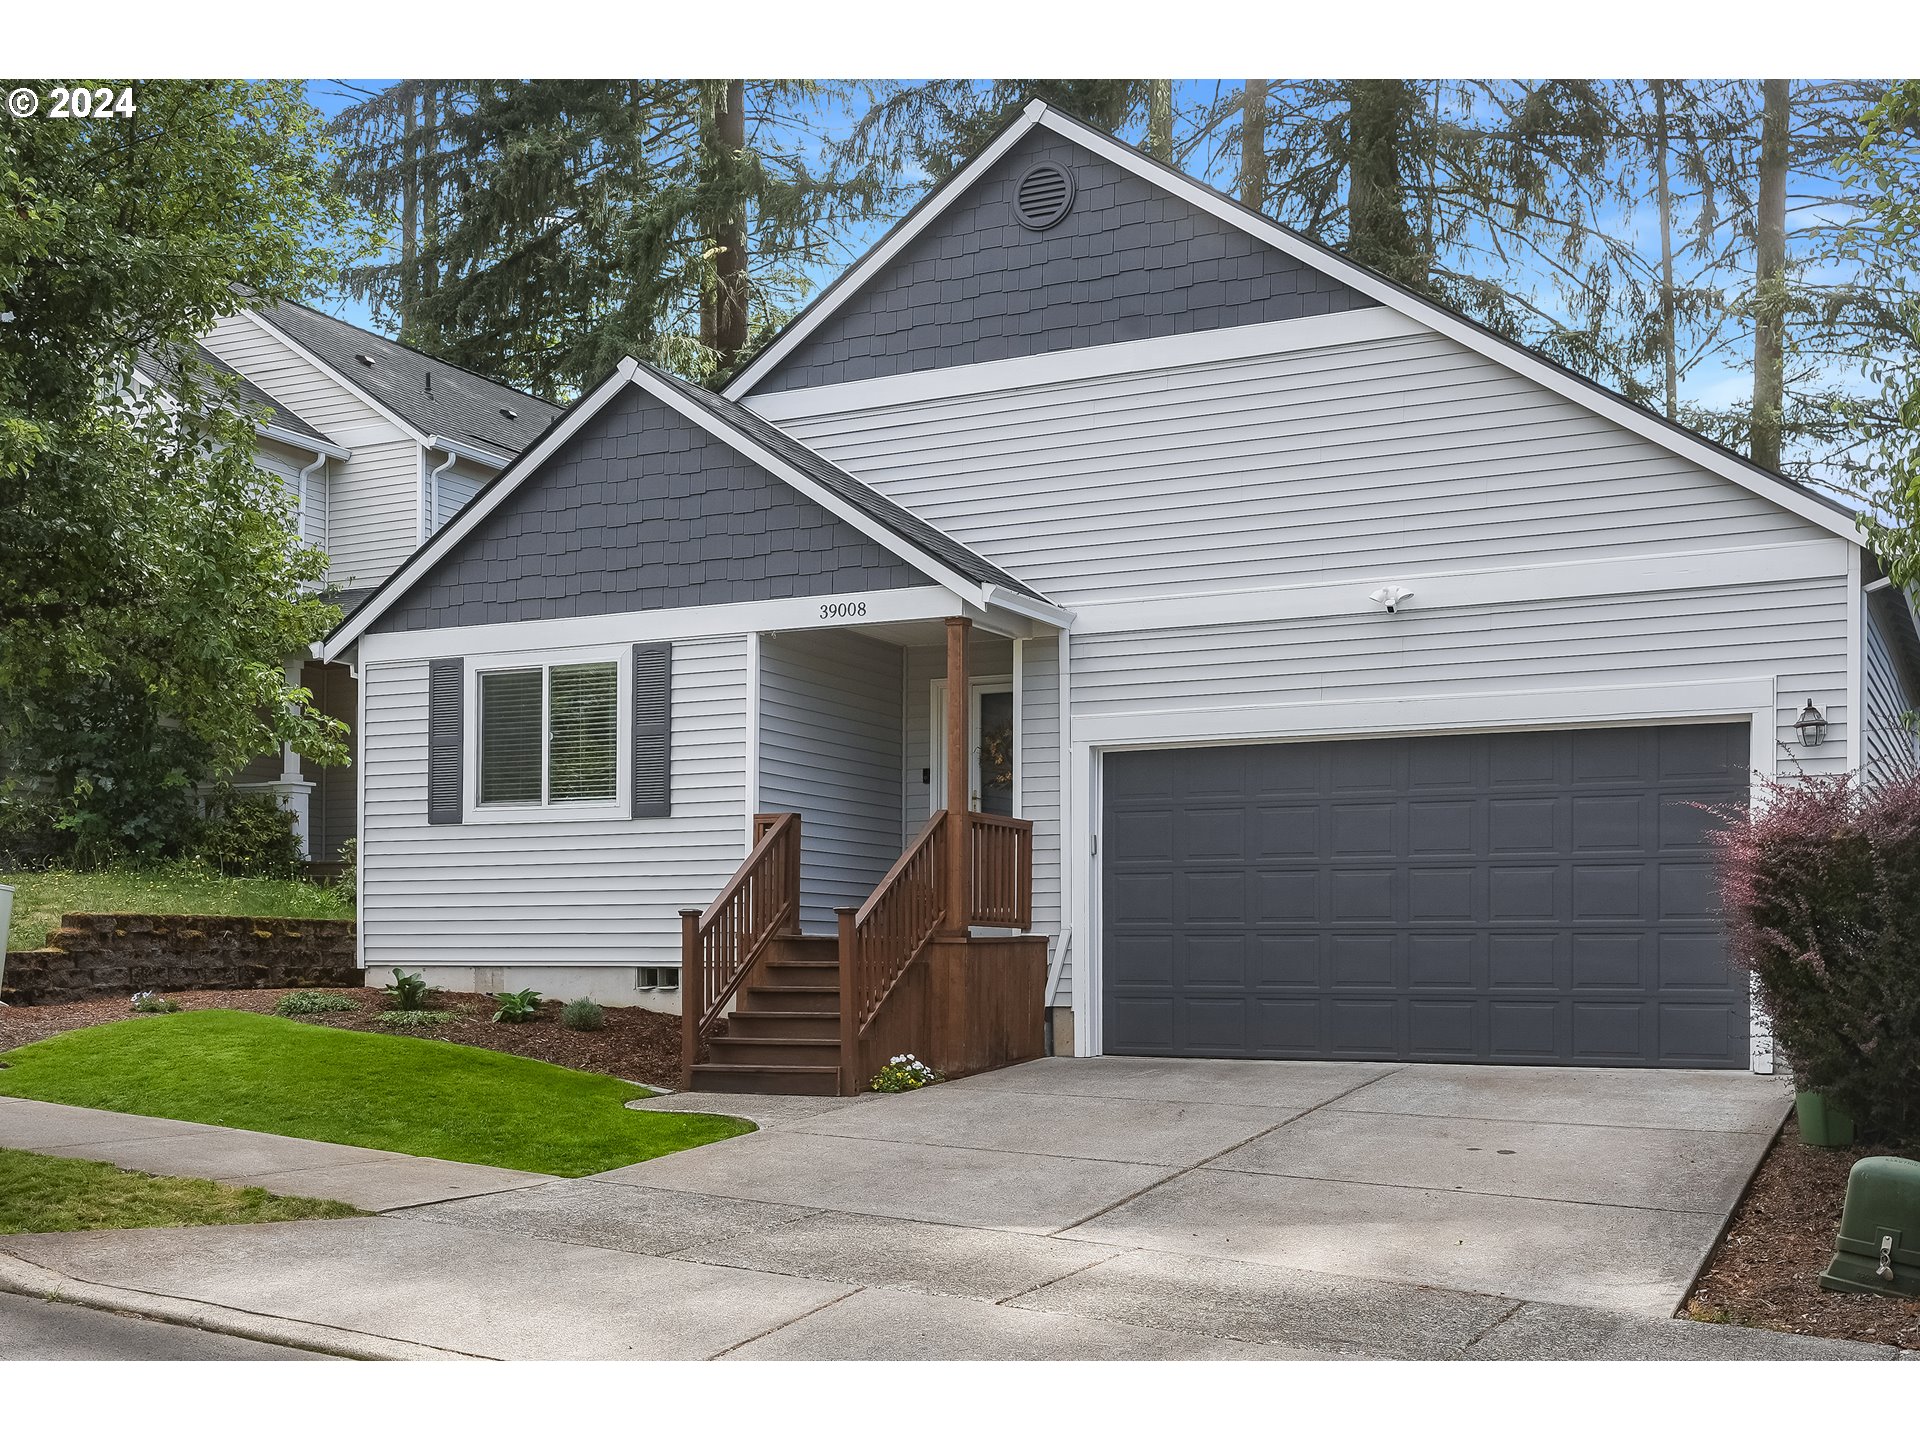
top-left (1713, 770), bottom-right (1920, 1142)
top-left (870, 1054), bottom-right (942, 1092)
top-left (275, 991), bottom-right (358, 1016)
top-left (560, 998), bottom-right (605, 1032)
top-left (196, 787), bottom-right (302, 879)
top-left (130, 991), bottom-right (181, 1014)
top-left (378, 1009), bottom-right (450, 1029)
top-left (491, 988), bottom-right (542, 1024)
top-left (331, 837), bottom-right (357, 905)
top-left (384, 969), bottom-right (434, 1011)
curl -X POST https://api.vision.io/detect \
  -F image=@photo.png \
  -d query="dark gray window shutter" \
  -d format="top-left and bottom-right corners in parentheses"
top-left (428, 657), bottom-right (464, 824)
top-left (631, 643), bottom-right (671, 818)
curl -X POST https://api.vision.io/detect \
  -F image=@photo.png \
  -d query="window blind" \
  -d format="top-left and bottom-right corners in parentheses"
top-left (478, 668), bottom-right (543, 804)
top-left (548, 662), bottom-right (619, 802)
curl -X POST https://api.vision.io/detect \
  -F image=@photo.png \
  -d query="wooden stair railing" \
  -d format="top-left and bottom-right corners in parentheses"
top-left (968, 812), bottom-right (1034, 929)
top-left (837, 811), bottom-right (947, 1093)
top-left (680, 812), bottom-right (802, 1086)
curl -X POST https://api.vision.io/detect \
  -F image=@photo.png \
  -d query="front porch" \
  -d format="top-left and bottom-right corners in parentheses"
top-left (682, 615), bottom-right (1054, 1095)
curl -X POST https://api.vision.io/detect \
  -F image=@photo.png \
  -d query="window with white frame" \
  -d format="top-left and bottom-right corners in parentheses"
top-left (478, 661), bottom-right (619, 806)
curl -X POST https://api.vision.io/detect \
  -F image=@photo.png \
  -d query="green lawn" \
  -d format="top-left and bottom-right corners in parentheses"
top-left (0, 1146), bottom-right (363, 1234)
top-left (0, 1011), bottom-right (752, 1177)
top-left (3, 864), bottom-right (352, 951)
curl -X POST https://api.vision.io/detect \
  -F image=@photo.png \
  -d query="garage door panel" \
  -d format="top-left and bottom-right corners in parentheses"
top-left (1254, 870), bottom-right (1318, 922)
top-left (1571, 793), bottom-right (1647, 850)
top-left (1489, 1000), bottom-right (1560, 1059)
top-left (1106, 810), bottom-right (1173, 861)
top-left (1407, 1000), bottom-right (1477, 1057)
top-left (1407, 932), bottom-right (1476, 987)
top-left (1488, 932), bottom-right (1561, 989)
top-left (1182, 808), bottom-right (1246, 861)
top-left (1409, 799), bottom-right (1477, 855)
top-left (1328, 933), bottom-right (1395, 987)
top-left (1328, 999), bottom-right (1397, 1054)
top-left (1252, 998), bottom-right (1322, 1052)
top-left (1408, 867), bottom-right (1475, 921)
top-left (1102, 725), bottom-right (1750, 1068)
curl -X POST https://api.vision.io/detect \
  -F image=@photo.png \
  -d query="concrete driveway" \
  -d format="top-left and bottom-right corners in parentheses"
top-left (620, 1057), bottom-right (1791, 1319)
top-left (10, 1057), bottom-right (1872, 1361)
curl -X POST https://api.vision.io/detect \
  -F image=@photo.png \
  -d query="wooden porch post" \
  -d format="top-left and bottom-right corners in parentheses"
top-left (942, 616), bottom-right (972, 938)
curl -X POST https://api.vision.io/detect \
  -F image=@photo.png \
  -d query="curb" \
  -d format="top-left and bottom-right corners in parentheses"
top-left (0, 1250), bottom-right (484, 1361)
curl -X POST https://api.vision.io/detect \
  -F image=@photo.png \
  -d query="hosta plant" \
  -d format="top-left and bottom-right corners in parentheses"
top-left (492, 988), bottom-right (543, 1024)
top-left (870, 1054), bottom-right (942, 1092)
top-left (384, 968), bottom-right (433, 1011)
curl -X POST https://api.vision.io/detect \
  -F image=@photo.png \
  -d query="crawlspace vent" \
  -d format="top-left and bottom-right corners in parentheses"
top-left (1013, 162), bottom-right (1075, 231)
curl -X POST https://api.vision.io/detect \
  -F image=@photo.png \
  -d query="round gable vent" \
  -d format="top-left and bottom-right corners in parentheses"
top-left (1013, 161), bottom-right (1075, 231)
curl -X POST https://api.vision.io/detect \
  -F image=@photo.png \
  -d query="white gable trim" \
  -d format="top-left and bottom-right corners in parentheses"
top-left (743, 306), bottom-right (1427, 422)
top-left (321, 360), bottom-right (1060, 660)
top-left (728, 100), bottom-right (1862, 548)
top-left (244, 308), bottom-right (435, 449)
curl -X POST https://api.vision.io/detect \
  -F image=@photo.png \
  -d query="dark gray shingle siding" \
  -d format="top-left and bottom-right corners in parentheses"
top-left (754, 127), bottom-right (1375, 395)
top-left (644, 365), bottom-right (1045, 600)
top-left (369, 386), bottom-right (932, 634)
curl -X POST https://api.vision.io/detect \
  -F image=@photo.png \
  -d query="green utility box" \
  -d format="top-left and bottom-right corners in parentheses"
top-left (1795, 1091), bottom-right (1856, 1148)
top-left (1819, 1155), bottom-right (1920, 1299)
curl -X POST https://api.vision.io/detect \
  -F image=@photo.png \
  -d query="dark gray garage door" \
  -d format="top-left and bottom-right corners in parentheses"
top-left (1101, 724), bottom-right (1750, 1067)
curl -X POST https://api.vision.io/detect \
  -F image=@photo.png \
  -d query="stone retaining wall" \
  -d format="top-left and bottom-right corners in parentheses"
top-left (1, 913), bottom-right (358, 1006)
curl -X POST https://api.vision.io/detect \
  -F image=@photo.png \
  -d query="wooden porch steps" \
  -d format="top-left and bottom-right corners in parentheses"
top-left (689, 933), bottom-right (846, 1095)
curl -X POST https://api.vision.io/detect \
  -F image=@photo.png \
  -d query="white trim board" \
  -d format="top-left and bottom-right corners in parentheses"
top-left (353, 585), bottom-right (971, 666)
top-left (725, 101), bottom-right (1865, 549)
top-left (1069, 676), bottom-right (1781, 750)
top-left (743, 308), bottom-right (1427, 422)
top-left (322, 361), bottom-right (1061, 659)
top-left (1070, 539), bottom-right (1849, 636)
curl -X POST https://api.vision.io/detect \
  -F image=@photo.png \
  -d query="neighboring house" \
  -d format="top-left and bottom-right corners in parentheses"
top-left (175, 302), bottom-right (560, 863)
top-left (319, 102), bottom-right (1920, 1089)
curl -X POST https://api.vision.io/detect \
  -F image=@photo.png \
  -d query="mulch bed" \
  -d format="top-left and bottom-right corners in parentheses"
top-left (0, 987), bottom-right (684, 1089)
top-left (1685, 1115), bottom-right (1920, 1351)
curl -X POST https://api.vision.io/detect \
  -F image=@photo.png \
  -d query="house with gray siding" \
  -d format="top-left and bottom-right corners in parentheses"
top-left (321, 102), bottom-right (1920, 1091)
top-left (171, 302), bottom-right (560, 863)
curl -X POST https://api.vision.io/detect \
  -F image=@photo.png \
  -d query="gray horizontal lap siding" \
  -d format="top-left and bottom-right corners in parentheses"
top-left (757, 631), bottom-right (906, 927)
top-left (753, 127), bottom-right (1374, 395)
top-left (1864, 604), bottom-right (1920, 781)
top-left (370, 386), bottom-right (932, 634)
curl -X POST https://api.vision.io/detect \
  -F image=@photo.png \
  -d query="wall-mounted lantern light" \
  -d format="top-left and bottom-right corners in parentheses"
top-left (1795, 699), bottom-right (1829, 748)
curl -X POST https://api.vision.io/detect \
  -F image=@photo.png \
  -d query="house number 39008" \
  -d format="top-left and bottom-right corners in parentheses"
top-left (818, 601), bottom-right (868, 619)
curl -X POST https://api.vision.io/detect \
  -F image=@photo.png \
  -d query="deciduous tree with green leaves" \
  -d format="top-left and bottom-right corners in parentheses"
top-left (0, 79), bottom-right (358, 863)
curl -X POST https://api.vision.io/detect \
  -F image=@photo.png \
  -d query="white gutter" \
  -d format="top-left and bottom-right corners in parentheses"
top-left (426, 435), bottom-right (513, 470)
top-left (979, 583), bottom-right (1076, 629)
top-left (264, 424), bottom-right (348, 460)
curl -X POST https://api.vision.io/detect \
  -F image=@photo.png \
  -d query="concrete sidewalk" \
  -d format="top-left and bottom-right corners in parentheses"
top-left (0, 1096), bottom-right (548, 1211)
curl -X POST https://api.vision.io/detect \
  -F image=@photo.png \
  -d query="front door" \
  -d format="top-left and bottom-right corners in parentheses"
top-left (931, 678), bottom-right (1016, 815)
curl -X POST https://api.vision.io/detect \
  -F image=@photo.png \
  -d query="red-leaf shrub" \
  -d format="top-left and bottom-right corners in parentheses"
top-left (1711, 770), bottom-right (1920, 1141)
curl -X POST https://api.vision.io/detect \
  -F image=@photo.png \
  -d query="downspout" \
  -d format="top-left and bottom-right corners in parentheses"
top-left (427, 446), bottom-right (457, 538)
top-left (297, 453), bottom-right (327, 550)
